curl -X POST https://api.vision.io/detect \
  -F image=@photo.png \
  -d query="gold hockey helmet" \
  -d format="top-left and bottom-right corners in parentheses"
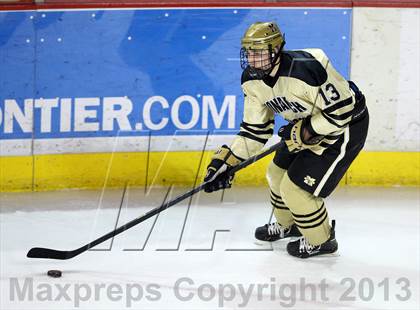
top-left (240, 22), bottom-right (285, 77)
top-left (241, 21), bottom-right (285, 50)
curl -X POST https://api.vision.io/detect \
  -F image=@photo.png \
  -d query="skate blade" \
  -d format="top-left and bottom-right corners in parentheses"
top-left (324, 251), bottom-right (340, 257)
top-left (254, 237), bottom-right (299, 246)
top-left (308, 251), bottom-right (340, 258)
top-left (254, 239), bottom-right (272, 246)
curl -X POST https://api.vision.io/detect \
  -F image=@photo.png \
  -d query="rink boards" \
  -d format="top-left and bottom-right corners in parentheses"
top-left (0, 5), bottom-right (419, 191)
top-left (1, 150), bottom-right (419, 191)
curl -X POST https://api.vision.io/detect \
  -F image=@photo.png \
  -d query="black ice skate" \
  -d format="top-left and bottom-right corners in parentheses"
top-left (255, 222), bottom-right (302, 242)
top-left (286, 220), bottom-right (338, 258)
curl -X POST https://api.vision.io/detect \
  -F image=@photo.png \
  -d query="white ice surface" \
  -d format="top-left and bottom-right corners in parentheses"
top-left (0, 186), bottom-right (419, 310)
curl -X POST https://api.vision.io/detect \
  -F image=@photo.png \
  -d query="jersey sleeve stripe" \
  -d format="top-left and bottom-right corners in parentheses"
top-left (323, 97), bottom-right (353, 114)
top-left (325, 110), bottom-right (354, 121)
top-left (240, 123), bottom-right (274, 135)
top-left (321, 111), bottom-right (354, 128)
top-left (241, 120), bottom-right (275, 128)
top-left (321, 111), bottom-right (344, 128)
top-left (237, 131), bottom-right (268, 144)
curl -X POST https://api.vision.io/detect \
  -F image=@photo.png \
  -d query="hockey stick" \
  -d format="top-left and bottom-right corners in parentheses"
top-left (27, 140), bottom-right (285, 260)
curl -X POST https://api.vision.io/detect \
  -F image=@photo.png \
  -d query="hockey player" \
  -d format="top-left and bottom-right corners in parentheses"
top-left (203, 22), bottom-right (369, 258)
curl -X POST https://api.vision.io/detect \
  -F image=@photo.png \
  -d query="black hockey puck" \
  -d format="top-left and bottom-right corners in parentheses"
top-left (47, 270), bottom-right (62, 278)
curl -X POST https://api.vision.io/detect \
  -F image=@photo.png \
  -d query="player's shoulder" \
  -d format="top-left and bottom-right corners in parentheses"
top-left (284, 48), bottom-right (329, 64)
top-left (279, 49), bottom-right (328, 86)
top-left (300, 48), bottom-right (329, 62)
top-left (241, 66), bottom-right (261, 85)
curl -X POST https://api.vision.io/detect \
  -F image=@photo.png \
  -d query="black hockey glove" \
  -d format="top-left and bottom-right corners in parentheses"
top-left (204, 145), bottom-right (243, 193)
top-left (278, 118), bottom-right (324, 153)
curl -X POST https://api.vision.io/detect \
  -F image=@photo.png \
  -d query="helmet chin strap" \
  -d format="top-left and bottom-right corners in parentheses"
top-left (266, 50), bottom-right (281, 76)
top-left (266, 41), bottom-right (284, 76)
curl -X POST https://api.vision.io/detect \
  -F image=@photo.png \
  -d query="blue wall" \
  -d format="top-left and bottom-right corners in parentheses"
top-left (0, 8), bottom-right (351, 140)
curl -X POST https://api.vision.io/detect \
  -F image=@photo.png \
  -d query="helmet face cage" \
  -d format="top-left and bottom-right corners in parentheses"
top-left (240, 45), bottom-right (277, 78)
top-left (240, 22), bottom-right (285, 78)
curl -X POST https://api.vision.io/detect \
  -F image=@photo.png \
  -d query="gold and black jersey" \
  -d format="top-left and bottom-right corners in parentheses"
top-left (231, 48), bottom-right (361, 158)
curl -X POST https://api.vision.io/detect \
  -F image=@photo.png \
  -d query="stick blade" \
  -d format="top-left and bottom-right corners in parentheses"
top-left (27, 247), bottom-right (73, 260)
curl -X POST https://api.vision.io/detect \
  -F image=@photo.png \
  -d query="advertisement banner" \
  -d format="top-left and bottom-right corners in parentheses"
top-left (0, 8), bottom-right (351, 154)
